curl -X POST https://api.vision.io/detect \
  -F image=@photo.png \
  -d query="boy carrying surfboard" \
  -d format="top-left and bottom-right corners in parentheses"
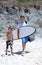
top-left (6, 26), bottom-right (14, 55)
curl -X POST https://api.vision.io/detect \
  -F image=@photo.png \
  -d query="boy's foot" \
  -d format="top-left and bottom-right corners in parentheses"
top-left (6, 53), bottom-right (7, 55)
top-left (11, 52), bottom-right (14, 55)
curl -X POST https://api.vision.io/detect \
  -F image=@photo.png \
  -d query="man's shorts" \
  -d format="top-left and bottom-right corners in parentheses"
top-left (6, 40), bottom-right (13, 49)
top-left (22, 36), bottom-right (28, 43)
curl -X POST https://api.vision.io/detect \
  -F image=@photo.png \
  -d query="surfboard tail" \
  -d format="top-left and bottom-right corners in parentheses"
top-left (28, 34), bottom-right (35, 42)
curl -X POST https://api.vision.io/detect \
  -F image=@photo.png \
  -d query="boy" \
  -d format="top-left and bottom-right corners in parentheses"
top-left (6, 26), bottom-right (14, 55)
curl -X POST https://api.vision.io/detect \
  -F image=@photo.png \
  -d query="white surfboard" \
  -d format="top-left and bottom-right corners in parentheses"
top-left (13, 26), bottom-right (36, 40)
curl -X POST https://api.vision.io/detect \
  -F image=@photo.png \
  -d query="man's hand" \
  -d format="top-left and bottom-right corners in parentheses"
top-left (17, 29), bottom-right (20, 39)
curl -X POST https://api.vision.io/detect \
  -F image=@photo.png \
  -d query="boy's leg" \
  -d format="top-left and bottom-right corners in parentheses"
top-left (6, 48), bottom-right (7, 55)
top-left (6, 43), bottom-right (8, 55)
top-left (10, 43), bottom-right (13, 55)
top-left (11, 47), bottom-right (13, 55)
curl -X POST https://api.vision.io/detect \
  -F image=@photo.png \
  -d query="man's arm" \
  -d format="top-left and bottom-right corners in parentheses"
top-left (17, 29), bottom-right (20, 39)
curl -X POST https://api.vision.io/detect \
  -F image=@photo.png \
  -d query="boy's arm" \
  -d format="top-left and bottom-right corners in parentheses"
top-left (12, 34), bottom-right (14, 43)
top-left (6, 33), bottom-right (8, 42)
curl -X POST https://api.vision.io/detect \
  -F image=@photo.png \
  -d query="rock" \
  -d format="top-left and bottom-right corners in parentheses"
top-left (7, 21), bottom-right (10, 23)
top-left (11, 5), bottom-right (15, 9)
top-left (0, 29), bottom-right (2, 32)
top-left (24, 8), bottom-right (30, 14)
top-left (0, 7), bottom-right (3, 13)
top-left (18, 7), bottom-right (21, 12)
top-left (5, 7), bottom-right (13, 14)
top-left (14, 6), bottom-right (19, 12)
top-left (34, 3), bottom-right (40, 10)
top-left (0, 35), bottom-right (3, 37)
top-left (0, 26), bottom-right (5, 33)
top-left (5, 6), bottom-right (18, 14)
top-left (11, 5), bottom-right (19, 12)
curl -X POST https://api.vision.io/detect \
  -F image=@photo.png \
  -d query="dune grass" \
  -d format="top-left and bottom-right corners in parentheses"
top-left (18, 0), bottom-right (36, 2)
top-left (35, 21), bottom-right (42, 28)
top-left (0, 0), bottom-right (42, 2)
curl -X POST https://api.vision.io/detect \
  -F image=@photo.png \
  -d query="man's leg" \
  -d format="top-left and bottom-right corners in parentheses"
top-left (22, 37), bottom-right (28, 52)
top-left (22, 43), bottom-right (26, 52)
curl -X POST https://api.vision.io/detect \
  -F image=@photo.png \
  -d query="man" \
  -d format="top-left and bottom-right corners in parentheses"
top-left (17, 16), bottom-right (28, 54)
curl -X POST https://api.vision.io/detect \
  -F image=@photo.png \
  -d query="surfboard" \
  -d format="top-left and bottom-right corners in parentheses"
top-left (13, 26), bottom-right (36, 40)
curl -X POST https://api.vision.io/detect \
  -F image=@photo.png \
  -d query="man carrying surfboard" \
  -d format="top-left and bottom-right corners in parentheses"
top-left (17, 15), bottom-right (28, 54)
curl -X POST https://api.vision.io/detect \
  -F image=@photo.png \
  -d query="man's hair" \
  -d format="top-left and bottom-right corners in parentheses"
top-left (20, 16), bottom-right (25, 18)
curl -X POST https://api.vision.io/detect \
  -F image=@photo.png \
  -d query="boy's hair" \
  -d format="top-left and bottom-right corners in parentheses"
top-left (8, 26), bottom-right (12, 30)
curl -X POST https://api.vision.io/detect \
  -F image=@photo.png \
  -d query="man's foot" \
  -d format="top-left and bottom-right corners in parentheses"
top-left (21, 51), bottom-right (25, 56)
